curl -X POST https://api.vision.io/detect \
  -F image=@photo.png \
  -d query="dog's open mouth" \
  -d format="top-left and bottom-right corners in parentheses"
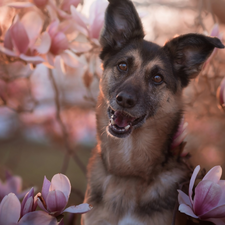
top-left (108, 107), bottom-right (146, 138)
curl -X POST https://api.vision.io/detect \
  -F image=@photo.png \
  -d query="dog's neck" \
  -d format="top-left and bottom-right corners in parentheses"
top-left (96, 94), bottom-right (183, 181)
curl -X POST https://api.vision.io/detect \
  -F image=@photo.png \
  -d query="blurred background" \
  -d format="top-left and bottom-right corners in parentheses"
top-left (0, 0), bottom-right (225, 224)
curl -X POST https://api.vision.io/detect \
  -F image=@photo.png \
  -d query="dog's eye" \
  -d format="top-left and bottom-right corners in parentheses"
top-left (117, 62), bottom-right (128, 72)
top-left (152, 75), bottom-right (163, 84)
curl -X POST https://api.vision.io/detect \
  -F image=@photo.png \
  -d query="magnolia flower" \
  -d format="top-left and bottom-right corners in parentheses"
top-left (217, 77), bottom-right (225, 110)
top-left (39, 20), bottom-right (82, 73)
top-left (20, 188), bottom-right (37, 217)
top-left (0, 172), bottom-right (29, 202)
top-left (88, 0), bottom-right (108, 44)
top-left (47, 20), bottom-right (69, 56)
top-left (0, 193), bottom-right (57, 225)
top-left (170, 117), bottom-right (188, 156)
top-left (37, 174), bottom-right (92, 216)
top-left (0, 12), bottom-right (45, 64)
top-left (178, 165), bottom-right (225, 224)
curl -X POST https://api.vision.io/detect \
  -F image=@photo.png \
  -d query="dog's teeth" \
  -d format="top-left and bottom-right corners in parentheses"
top-left (125, 125), bottom-right (130, 130)
top-left (110, 118), bottom-right (115, 125)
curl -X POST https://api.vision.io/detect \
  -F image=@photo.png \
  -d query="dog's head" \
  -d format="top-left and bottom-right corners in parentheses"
top-left (99, 0), bottom-right (224, 139)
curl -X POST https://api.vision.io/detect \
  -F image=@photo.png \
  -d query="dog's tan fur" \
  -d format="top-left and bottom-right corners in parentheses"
top-left (82, 52), bottom-right (188, 225)
top-left (82, 1), bottom-right (224, 224)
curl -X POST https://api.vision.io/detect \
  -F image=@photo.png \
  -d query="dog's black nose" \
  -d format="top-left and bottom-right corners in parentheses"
top-left (116, 92), bottom-right (137, 108)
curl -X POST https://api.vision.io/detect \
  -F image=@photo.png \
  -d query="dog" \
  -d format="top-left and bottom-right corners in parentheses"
top-left (82, 0), bottom-right (224, 224)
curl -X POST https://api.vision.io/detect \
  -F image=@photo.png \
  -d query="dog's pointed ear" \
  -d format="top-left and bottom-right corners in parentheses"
top-left (100, 0), bottom-right (144, 59)
top-left (163, 33), bottom-right (224, 87)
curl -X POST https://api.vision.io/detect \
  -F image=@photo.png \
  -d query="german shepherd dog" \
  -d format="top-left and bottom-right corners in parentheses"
top-left (82, 0), bottom-right (224, 224)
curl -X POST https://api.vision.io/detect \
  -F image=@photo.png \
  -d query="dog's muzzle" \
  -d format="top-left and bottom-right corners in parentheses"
top-left (107, 107), bottom-right (146, 138)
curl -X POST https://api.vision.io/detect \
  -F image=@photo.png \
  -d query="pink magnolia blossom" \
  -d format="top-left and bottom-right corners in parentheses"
top-left (88, 0), bottom-right (108, 43)
top-left (37, 174), bottom-right (92, 216)
top-left (20, 188), bottom-right (38, 217)
top-left (170, 117), bottom-right (188, 156)
top-left (41, 20), bottom-right (82, 73)
top-left (47, 20), bottom-right (69, 56)
top-left (217, 77), bottom-right (225, 110)
top-left (178, 165), bottom-right (225, 224)
top-left (0, 193), bottom-right (57, 225)
top-left (0, 172), bottom-right (30, 202)
top-left (0, 12), bottom-right (45, 64)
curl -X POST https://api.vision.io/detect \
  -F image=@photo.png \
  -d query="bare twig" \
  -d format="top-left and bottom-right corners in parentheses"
top-left (48, 69), bottom-right (86, 175)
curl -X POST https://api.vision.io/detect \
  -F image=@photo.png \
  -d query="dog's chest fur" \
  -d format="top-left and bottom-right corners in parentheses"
top-left (83, 144), bottom-right (187, 225)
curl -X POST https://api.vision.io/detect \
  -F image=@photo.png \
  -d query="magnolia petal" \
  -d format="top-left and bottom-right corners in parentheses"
top-left (89, 0), bottom-right (108, 26)
top-left (4, 29), bottom-right (13, 50)
top-left (89, 0), bottom-right (108, 39)
top-left (200, 204), bottom-right (225, 219)
top-left (189, 165), bottom-right (200, 204)
top-left (33, 193), bottom-right (41, 211)
top-left (42, 176), bottom-right (51, 202)
top-left (50, 32), bottom-right (69, 55)
top-left (203, 166), bottom-right (222, 183)
top-left (19, 54), bottom-right (44, 64)
top-left (21, 11), bottom-right (43, 47)
top-left (46, 52), bottom-right (55, 67)
top-left (35, 32), bottom-right (51, 54)
top-left (21, 187), bottom-right (34, 212)
top-left (21, 197), bottom-right (33, 217)
top-left (7, 2), bottom-right (34, 8)
top-left (60, 50), bottom-right (80, 68)
top-left (0, 45), bottom-right (18, 57)
top-left (47, 20), bottom-right (59, 38)
top-left (173, 118), bottom-right (187, 139)
top-left (63, 203), bottom-right (93, 214)
top-left (178, 203), bottom-right (198, 218)
top-left (210, 24), bottom-right (220, 37)
top-left (73, 23), bottom-right (88, 37)
top-left (69, 41), bottom-right (92, 53)
top-left (218, 180), bottom-right (225, 205)
top-left (0, 193), bottom-right (21, 225)
top-left (177, 190), bottom-right (192, 207)
top-left (171, 128), bottom-right (188, 149)
top-left (89, 14), bottom-right (104, 39)
top-left (49, 174), bottom-right (71, 201)
top-left (54, 55), bottom-right (66, 74)
top-left (46, 190), bottom-right (67, 213)
top-left (88, 0), bottom-right (107, 39)
top-left (194, 180), bottom-right (222, 216)
top-left (11, 20), bottom-right (29, 54)
top-left (17, 188), bottom-right (33, 200)
top-left (37, 198), bottom-right (49, 213)
top-left (18, 211), bottom-right (57, 225)
top-left (70, 5), bottom-right (87, 31)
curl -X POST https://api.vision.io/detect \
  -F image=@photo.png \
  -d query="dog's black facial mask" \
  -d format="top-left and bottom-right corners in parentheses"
top-left (100, 0), bottom-right (224, 138)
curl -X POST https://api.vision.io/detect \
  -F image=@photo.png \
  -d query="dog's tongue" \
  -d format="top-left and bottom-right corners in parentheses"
top-left (113, 111), bottom-right (135, 128)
